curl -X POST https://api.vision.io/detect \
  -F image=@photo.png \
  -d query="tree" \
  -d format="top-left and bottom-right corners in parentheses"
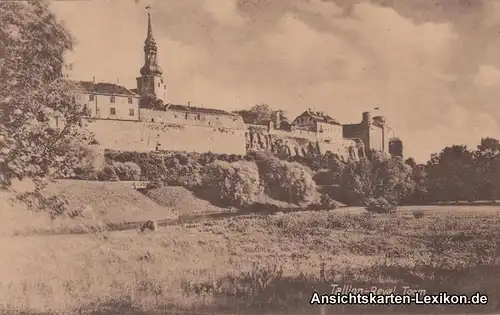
top-left (257, 156), bottom-right (317, 204)
top-left (234, 103), bottom-right (286, 125)
top-left (201, 160), bottom-right (262, 207)
top-left (426, 145), bottom-right (475, 202)
top-left (405, 157), bottom-right (417, 169)
top-left (473, 137), bottom-right (500, 203)
top-left (0, 1), bottom-right (94, 190)
top-left (338, 153), bottom-right (415, 206)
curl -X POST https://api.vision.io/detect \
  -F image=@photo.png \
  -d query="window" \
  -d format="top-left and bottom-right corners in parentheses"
top-left (89, 94), bottom-right (94, 101)
top-left (128, 97), bottom-right (133, 104)
top-left (110, 108), bottom-right (116, 115)
top-left (110, 96), bottom-right (115, 103)
top-left (129, 109), bottom-right (135, 116)
top-left (158, 82), bottom-right (160, 87)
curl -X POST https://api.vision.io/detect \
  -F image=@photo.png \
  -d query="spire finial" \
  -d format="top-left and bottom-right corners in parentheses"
top-left (146, 6), bottom-right (153, 39)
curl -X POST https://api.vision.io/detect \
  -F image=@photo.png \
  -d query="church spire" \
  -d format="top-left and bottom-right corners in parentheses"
top-left (140, 11), bottom-right (163, 76)
top-left (146, 13), bottom-right (155, 45)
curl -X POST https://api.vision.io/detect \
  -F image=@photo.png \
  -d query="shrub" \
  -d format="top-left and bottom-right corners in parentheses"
top-left (113, 161), bottom-right (141, 181)
top-left (258, 157), bottom-right (317, 204)
top-left (320, 193), bottom-right (338, 209)
top-left (306, 193), bottom-right (339, 210)
top-left (163, 153), bottom-right (203, 187)
top-left (98, 164), bottom-right (119, 181)
top-left (72, 145), bottom-right (105, 180)
top-left (200, 160), bottom-right (262, 207)
top-left (412, 209), bottom-right (425, 219)
top-left (365, 197), bottom-right (396, 214)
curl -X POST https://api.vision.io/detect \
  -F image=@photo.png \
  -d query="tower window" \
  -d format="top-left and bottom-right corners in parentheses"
top-left (110, 108), bottom-right (116, 115)
top-left (128, 97), bottom-right (133, 104)
top-left (158, 82), bottom-right (160, 87)
top-left (110, 96), bottom-right (116, 103)
top-left (89, 94), bottom-right (94, 101)
top-left (129, 109), bottom-right (135, 116)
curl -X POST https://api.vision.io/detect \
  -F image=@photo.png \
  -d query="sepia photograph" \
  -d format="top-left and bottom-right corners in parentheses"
top-left (1, 0), bottom-right (500, 314)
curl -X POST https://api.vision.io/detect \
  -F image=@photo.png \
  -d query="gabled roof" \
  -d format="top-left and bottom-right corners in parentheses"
top-left (71, 80), bottom-right (139, 97)
top-left (294, 109), bottom-right (341, 126)
top-left (165, 104), bottom-right (236, 117)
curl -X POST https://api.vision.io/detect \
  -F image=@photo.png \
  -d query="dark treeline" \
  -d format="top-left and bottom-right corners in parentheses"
top-left (97, 137), bottom-right (500, 208)
top-left (297, 137), bottom-right (500, 206)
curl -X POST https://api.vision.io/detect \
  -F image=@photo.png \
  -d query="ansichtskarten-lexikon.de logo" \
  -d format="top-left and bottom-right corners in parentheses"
top-left (309, 292), bottom-right (489, 305)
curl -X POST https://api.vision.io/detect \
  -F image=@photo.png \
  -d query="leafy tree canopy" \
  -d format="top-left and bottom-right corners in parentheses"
top-left (0, 0), bottom-right (94, 190)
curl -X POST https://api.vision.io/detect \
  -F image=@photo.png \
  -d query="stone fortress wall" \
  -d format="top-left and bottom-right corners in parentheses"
top-left (88, 108), bottom-right (373, 160)
top-left (87, 119), bottom-right (248, 155)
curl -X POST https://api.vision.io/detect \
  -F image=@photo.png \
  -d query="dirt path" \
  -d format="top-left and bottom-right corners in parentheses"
top-left (12, 206), bottom-right (350, 237)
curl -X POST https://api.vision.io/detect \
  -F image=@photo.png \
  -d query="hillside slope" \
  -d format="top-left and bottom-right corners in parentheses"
top-left (140, 186), bottom-right (231, 216)
top-left (43, 180), bottom-right (178, 224)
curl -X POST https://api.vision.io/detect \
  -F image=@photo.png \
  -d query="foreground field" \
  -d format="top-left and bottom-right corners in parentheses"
top-left (2, 204), bottom-right (500, 314)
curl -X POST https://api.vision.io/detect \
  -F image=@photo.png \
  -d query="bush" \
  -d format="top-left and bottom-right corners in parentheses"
top-left (320, 193), bottom-right (338, 209)
top-left (200, 160), bottom-right (262, 207)
top-left (258, 157), bottom-right (317, 204)
top-left (72, 145), bottom-right (105, 180)
top-left (412, 209), bottom-right (425, 219)
top-left (98, 164), bottom-right (119, 181)
top-left (365, 197), bottom-right (396, 214)
top-left (163, 153), bottom-right (203, 187)
top-left (113, 161), bottom-right (141, 181)
top-left (102, 151), bottom-right (246, 185)
top-left (306, 193), bottom-right (339, 210)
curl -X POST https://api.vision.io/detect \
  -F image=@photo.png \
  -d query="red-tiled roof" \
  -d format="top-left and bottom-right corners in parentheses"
top-left (166, 104), bottom-right (236, 116)
top-left (71, 81), bottom-right (139, 97)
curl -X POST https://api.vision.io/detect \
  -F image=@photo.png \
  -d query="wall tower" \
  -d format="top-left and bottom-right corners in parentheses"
top-left (136, 12), bottom-right (167, 106)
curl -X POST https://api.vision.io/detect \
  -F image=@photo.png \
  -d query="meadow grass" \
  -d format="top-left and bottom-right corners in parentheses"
top-left (2, 197), bottom-right (500, 314)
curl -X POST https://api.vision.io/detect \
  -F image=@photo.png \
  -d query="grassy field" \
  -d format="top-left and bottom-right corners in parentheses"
top-left (2, 195), bottom-right (500, 315)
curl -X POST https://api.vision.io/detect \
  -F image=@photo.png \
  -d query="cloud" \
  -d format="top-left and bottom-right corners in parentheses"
top-left (474, 64), bottom-right (500, 88)
top-left (50, 0), bottom-right (499, 163)
top-left (202, 0), bottom-right (244, 26)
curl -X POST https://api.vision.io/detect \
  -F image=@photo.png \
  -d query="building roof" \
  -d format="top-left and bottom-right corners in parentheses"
top-left (295, 109), bottom-right (341, 126)
top-left (165, 103), bottom-right (236, 116)
top-left (71, 80), bottom-right (139, 97)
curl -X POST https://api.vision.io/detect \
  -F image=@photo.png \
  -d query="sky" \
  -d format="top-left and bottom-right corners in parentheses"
top-left (49, 0), bottom-right (500, 163)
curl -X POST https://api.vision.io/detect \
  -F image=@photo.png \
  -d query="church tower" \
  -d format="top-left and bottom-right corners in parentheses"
top-left (136, 12), bottom-right (167, 106)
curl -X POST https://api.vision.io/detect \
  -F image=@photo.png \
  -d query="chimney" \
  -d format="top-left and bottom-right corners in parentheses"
top-left (188, 101), bottom-right (191, 107)
top-left (92, 76), bottom-right (95, 83)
